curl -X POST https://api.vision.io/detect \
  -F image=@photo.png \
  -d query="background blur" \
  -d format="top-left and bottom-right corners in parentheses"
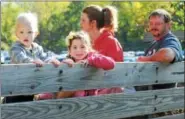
top-left (1, 1), bottom-right (184, 63)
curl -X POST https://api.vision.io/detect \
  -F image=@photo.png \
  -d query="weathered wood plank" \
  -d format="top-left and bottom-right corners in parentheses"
top-left (157, 62), bottom-right (184, 84)
top-left (151, 113), bottom-right (184, 119)
top-left (0, 104), bottom-right (1, 119)
top-left (1, 88), bottom-right (184, 119)
top-left (1, 62), bottom-right (184, 96)
top-left (0, 76), bottom-right (1, 118)
top-left (1, 63), bottom-right (104, 96)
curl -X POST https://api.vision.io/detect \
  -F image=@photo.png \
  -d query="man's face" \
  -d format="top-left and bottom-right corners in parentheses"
top-left (149, 15), bottom-right (170, 40)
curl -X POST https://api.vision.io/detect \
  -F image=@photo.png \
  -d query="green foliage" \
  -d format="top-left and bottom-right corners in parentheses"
top-left (37, 1), bottom-right (86, 53)
top-left (1, 1), bottom-right (184, 52)
top-left (170, 1), bottom-right (184, 30)
top-left (1, 3), bottom-right (25, 50)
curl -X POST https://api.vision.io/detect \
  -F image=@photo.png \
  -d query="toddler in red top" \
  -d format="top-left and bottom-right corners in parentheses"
top-left (36, 31), bottom-right (121, 100)
top-left (57, 31), bottom-right (122, 98)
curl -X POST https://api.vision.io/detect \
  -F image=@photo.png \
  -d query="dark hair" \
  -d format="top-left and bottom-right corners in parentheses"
top-left (149, 9), bottom-right (171, 23)
top-left (83, 5), bottom-right (118, 32)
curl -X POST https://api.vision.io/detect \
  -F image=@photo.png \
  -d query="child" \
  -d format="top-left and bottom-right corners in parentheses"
top-left (3, 12), bottom-right (60, 103)
top-left (11, 12), bottom-right (60, 66)
top-left (56, 31), bottom-right (122, 98)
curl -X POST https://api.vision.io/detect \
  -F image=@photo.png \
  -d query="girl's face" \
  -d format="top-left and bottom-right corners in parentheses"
top-left (16, 23), bottom-right (38, 48)
top-left (69, 39), bottom-right (89, 61)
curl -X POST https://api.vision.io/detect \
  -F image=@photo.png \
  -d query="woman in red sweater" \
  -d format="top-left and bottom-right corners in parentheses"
top-left (80, 5), bottom-right (123, 62)
top-left (80, 5), bottom-right (124, 94)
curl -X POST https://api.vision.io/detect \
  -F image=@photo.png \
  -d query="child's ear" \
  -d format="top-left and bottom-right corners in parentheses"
top-left (34, 32), bottom-right (39, 38)
top-left (15, 31), bottom-right (19, 38)
top-left (88, 47), bottom-right (92, 52)
top-left (168, 22), bottom-right (172, 30)
top-left (68, 47), bottom-right (70, 53)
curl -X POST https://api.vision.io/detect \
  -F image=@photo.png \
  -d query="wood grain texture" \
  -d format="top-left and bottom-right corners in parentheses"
top-left (151, 113), bottom-right (184, 119)
top-left (1, 88), bottom-right (184, 119)
top-left (157, 62), bottom-right (184, 84)
top-left (1, 62), bottom-right (184, 96)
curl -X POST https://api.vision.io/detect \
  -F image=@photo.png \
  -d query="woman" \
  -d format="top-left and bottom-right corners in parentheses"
top-left (80, 5), bottom-right (124, 95)
top-left (80, 5), bottom-right (123, 62)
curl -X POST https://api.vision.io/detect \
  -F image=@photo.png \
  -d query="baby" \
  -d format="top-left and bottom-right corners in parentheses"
top-left (4, 12), bottom-right (60, 103)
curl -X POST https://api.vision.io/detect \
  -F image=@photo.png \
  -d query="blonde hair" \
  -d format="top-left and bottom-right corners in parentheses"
top-left (16, 12), bottom-right (38, 32)
top-left (65, 31), bottom-right (93, 51)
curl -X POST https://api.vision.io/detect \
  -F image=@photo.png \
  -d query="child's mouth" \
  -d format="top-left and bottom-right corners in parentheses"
top-left (76, 54), bottom-right (83, 57)
top-left (24, 39), bottom-right (29, 42)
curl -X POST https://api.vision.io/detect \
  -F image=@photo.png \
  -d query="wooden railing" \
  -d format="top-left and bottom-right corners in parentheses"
top-left (0, 62), bottom-right (184, 119)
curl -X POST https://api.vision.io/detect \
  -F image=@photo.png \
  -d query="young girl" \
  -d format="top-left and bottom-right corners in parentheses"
top-left (56, 31), bottom-right (122, 98)
top-left (3, 12), bottom-right (60, 103)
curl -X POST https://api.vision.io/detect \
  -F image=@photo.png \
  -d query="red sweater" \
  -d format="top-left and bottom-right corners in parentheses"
top-left (93, 30), bottom-right (123, 62)
top-left (87, 52), bottom-right (115, 70)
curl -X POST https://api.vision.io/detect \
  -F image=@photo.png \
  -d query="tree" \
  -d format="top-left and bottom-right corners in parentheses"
top-left (1, 3), bottom-right (24, 50)
top-left (37, 1), bottom-right (86, 53)
top-left (1, 1), bottom-right (184, 51)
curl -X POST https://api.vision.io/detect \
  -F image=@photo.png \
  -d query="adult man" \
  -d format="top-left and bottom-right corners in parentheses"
top-left (137, 9), bottom-right (183, 63)
top-left (136, 9), bottom-right (183, 90)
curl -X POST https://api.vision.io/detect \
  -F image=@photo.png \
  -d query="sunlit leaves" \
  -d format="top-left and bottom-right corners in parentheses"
top-left (1, 1), bottom-right (184, 51)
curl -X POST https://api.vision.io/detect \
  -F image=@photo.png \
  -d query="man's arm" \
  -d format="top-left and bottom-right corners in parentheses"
top-left (137, 48), bottom-right (175, 63)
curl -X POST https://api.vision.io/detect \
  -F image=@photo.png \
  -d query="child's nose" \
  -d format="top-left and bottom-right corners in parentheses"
top-left (24, 33), bottom-right (29, 37)
top-left (77, 48), bottom-right (82, 52)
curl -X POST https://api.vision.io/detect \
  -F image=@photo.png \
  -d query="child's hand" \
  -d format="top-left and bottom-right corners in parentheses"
top-left (49, 58), bottom-right (61, 67)
top-left (32, 59), bottom-right (44, 67)
top-left (77, 60), bottom-right (89, 68)
top-left (62, 59), bottom-right (74, 67)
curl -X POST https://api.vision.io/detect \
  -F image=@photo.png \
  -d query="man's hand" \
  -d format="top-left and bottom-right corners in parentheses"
top-left (137, 56), bottom-right (151, 62)
top-left (32, 59), bottom-right (44, 67)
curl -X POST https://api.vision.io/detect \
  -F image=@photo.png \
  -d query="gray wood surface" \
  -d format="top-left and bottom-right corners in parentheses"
top-left (1, 62), bottom-right (184, 96)
top-left (157, 62), bottom-right (184, 84)
top-left (1, 88), bottom-right (184, 119)
top-left (151, 113), bottom-right (184, 119)
top-left (0, 103), bottom-right (1, 119)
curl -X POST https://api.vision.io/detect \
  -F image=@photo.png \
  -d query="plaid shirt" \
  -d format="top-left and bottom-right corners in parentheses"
top-left (10, 41), bottom-right (54, 64)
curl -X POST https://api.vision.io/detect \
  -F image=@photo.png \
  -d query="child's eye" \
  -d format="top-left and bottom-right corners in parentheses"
top-left (73, 46), bottom-right (77, 49)
top-left (20, 31), bottom-right (24, 34)
top-left (28, 31), bottom-right (33, 34)
top-left (81, 46), bottom-right (85, 49)
top-left (81, 45), bottom-right (86, 49)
